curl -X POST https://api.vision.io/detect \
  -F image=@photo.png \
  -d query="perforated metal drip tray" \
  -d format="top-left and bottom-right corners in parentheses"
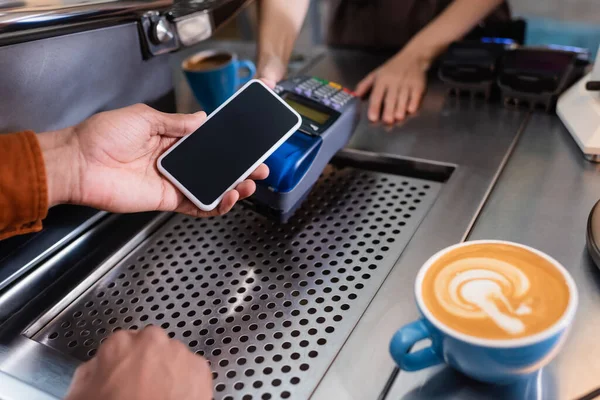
top-left (31, 154), bottom-right (445, 400)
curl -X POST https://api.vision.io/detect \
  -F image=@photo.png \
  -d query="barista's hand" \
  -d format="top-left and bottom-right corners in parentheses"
top-left (39, 104), bottom-right (269, 217)
top-left (64, 327), bottom-right (212, 400)
top-left (356, 48), bottom-right (429, 124)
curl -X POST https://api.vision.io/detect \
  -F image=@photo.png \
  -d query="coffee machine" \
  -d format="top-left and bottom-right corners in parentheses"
top-left (0, 0), bottom-right (251, 133)
top-left (557, 45), bottom-right (600, 162)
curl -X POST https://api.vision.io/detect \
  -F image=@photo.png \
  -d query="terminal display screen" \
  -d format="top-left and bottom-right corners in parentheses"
top-left (283, 93), bottom-right (332, 125)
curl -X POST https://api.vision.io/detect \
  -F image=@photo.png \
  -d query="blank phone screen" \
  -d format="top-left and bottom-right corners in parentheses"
top-left (161, 82), bottom-right (300, 205)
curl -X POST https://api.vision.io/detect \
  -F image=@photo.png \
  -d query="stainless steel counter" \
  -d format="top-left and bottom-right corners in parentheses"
top-left (1, 43), bottom-right (597, 400)
top-left (386, 113), bottom-right (600, 400)
top-left (303, 50), bottom-right (528, 400)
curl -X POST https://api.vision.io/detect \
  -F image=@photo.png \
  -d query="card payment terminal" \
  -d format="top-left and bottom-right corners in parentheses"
top-left (246, 76), bottom-right (360, 222)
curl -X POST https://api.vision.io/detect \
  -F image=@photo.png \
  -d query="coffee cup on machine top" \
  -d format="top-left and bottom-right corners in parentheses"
top-left (182, 50), bottom-right (256, 114)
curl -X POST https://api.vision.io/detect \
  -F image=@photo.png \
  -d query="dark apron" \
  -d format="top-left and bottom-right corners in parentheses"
top-left (326, 0), bottom-right (511, 50)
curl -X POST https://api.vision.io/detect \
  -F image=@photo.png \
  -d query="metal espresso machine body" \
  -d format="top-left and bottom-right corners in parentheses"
top-left (0, 0), bottom-right (251, 133)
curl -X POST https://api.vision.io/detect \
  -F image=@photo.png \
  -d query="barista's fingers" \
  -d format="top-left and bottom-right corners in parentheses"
top-left (382, 86), bottom-right (399, 125)
top-left (248, 164), bottom-right (269, 181)
top-left (234, 180), bottom-right (256, 200)
top-left (368, 80), bottom-right (387, 122)
top-left (356, 72), bottom-right (376, 98)
top-left (407, 82), bottom-right (425, 114)
top-left (395, 87), bottom-right (410, 121)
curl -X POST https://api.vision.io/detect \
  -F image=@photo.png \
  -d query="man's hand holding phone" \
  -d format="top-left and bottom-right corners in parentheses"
top-left (39, 103), bottom-right (269, 217)
top-left (158, 80), bottom-right (301, 212)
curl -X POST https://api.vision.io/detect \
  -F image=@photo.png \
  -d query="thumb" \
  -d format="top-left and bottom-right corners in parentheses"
top-left (153, 110), bottom-right (207, 138)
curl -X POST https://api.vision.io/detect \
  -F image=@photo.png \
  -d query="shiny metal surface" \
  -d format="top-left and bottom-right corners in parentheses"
top-left (0, 212), bottom-right (168, 325)
top-left (151, 13), bottom-right (172, 44)
top-left (388, 366), bottom-right (558, 400)
top-left (386, 114), bottom-right (600, 399)
top-left (23, 212), bottom-right (172, 337)
top-left (0, 212), bottom-right (169, 397)
top-left (0, 22), bottom-right (175, 133)
top-left (0, 336), bottom-right (80, 399)
top-left (0, 370), bottom-right (59, 400)
top-left (0, 208), bottom-right (107, 292)
top-left (141, 10), bottom-right (179, 56)
top-left (32, 164), bottom-right (442, 400)
top-left (305, 51), bottom-right (528, 400)
top-left (0, 0), bottom-right (172, 33)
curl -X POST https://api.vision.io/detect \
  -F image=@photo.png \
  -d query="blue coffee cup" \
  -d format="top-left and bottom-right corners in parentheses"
top-left (182, 50), bottom-right (256, 114)
top-left (389, 240), bottom-right (578, 384)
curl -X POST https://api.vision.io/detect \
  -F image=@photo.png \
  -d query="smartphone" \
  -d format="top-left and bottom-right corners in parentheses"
top-left (158, 80), bottom-right (302, 211)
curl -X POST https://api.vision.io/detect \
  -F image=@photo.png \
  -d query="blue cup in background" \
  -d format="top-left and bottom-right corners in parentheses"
top-left (389, 240), bottom-right (578, 384)
top-left (182, 50), bottom-right (256, 114)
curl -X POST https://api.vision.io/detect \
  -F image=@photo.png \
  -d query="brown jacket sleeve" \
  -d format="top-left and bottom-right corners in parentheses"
top-left (0, 131), bottom-right (49, 240)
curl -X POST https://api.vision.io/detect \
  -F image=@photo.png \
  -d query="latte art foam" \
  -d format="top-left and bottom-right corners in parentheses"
top-left (422, 243), bottom-right (570, 340)
top-left (435, 258), bottom-right (533, 335)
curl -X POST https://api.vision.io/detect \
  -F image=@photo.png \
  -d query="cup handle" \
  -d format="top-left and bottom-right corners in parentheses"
top-left (389, 319), bottom-right (443, 371)
top-left (236, 60), bottom-right (256, 87)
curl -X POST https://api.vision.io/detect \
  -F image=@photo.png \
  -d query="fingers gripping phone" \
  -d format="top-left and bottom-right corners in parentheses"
top-left (158, 80), bottom-right (302, 211)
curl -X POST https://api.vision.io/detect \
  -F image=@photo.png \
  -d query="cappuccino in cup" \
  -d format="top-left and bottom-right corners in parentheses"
top-left (390, 240), bottom-right (578, 383)
top-left (183, 53), bottom-right (233, 72)
top-left (421, 242), bottom-right (570, 340)
top-left (181, 50), bottom-right (256, 114)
